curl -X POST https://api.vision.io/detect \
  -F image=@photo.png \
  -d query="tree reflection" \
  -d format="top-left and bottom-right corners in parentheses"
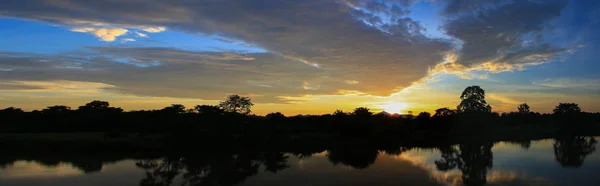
top-left (507, 140), bottom-right (532, 150)
top-left (136, 157), bottom-right (183, 186)
top-left (135, 152), bottom-right (290, 186)
top-left (553, 136), bottom-right (597, 168)
top-left (0, 155), bottom-right (110, 174)
top-left (327, 148), bottom-right (378, 169)
top-left (435, 143), bottom-right (494, 186)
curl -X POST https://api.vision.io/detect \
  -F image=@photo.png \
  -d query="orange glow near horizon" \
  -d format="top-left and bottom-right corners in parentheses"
top-left (381, 102), bottom-right (410, 114)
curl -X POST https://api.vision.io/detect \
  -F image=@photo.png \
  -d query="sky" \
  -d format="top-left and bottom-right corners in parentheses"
top-left (0, 0), bottom-right (599, 115)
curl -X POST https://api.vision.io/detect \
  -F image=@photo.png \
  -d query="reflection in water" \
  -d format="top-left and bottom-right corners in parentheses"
top-left (134, 152), bottom-right (290, 186)
top-left (435, 143), bottom-right (494, 186)
top-left (327, 148), bottom-right (378, 169)
top-left (505, 140), bottom-right (531, 150)
top-left (136, 157), bottom-right (183, 186)
top-left (553, 136), bottom-right (597, 168)
top-left (1, 137), bottom-right (599, 186)
top-left (0, 155), bottom-right (118, 175)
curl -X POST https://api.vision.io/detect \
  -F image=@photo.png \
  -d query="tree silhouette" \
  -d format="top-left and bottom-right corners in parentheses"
top-left (219, 95), bottom-right (253, 114)
top-left (517, 103), bottom-right (530, 114)
top-left (457, 86), bottom-right (491, 113)
top-left (161, 104), bottom-right (186, 114)
top-left (352, 107), bottom-right (372, 117)
top-left (42, 105), bottom-right (72, 113)
top-left (433, 108), bottom-right (455, 118)
top-left (553, 136), bottom-right (597, 168)
top-left (77, 100), bottom-right (123, 113)
top-left (194, 105), bottom-right (224, 115)
top-left (0, 107), bottom-right (24, 114)
top-left (333, 109), bottom-right (348, 116)
top-left (553, 103), bottom-right (581, 114)
top-left (416, 112), bottom-right (431, 120)
top-left (327, 148), bottom-right (378, 169)
top-left (78, 100), bottom-right (109, 111)
top-left (265, 112), bottom-right (285, 119)
top-left (435, 143), bottom-right (494, 186)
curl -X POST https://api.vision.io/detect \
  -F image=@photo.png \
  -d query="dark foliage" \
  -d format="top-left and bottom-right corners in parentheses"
top-left (457, 85), bottom-right (492, 113)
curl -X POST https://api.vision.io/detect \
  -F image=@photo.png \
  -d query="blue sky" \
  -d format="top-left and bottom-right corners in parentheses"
top-left (0, 0), bottom-right (599, 114)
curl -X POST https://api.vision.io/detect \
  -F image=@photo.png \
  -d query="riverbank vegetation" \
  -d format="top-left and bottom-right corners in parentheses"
top-left (1, 86), bottom-right (599, 150)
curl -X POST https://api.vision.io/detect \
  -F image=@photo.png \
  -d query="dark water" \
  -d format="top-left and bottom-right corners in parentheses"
top-left (1, 137), bottom-right (599, 186)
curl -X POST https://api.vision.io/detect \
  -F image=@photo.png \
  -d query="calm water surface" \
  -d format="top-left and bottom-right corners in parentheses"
top-left (2, 137), bottom-right (600, 186)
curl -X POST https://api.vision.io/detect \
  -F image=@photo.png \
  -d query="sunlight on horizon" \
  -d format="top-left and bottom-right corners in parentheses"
top-left (381, 102), bottom-right (410, 114)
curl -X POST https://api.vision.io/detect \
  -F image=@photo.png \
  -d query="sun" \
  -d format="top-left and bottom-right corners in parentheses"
top-left (381, 102), bottom-right (409, 114)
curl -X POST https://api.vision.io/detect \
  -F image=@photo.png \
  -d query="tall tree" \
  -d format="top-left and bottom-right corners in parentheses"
top-left (517, 103), bottom-right (530, 114)
top-left (219, 95), bottom-right (254, 114)
top-left (457, 86), bottom-right (492, 113)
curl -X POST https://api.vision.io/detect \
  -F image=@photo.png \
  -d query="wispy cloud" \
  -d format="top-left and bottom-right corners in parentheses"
top-left (70, 27), bottom-right (128, 42)
top-left (533, 78), bottom-right (600, 89)
top-left (135, 32), bottom-right (148, 38)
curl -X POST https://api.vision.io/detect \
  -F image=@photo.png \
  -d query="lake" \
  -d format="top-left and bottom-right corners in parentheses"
top-left (1, 137), bottom-right (599, 186)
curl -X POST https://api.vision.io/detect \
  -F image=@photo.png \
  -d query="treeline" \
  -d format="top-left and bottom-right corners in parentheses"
top-left (1, 86), bottom-right (599, 142)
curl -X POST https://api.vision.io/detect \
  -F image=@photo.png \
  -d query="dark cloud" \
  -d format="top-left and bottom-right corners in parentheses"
top-left (0, 49), bottom-right (352, 103)
top-left (0, 0), bottom-right (452, 96)
top-left (0, 0), bottom-right (576, 101)
top-left (442, 0), bottom-right (569, 67)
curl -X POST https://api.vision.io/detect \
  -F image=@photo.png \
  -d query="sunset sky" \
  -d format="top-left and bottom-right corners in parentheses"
top-left (1, 0), bottom-right (599, 115)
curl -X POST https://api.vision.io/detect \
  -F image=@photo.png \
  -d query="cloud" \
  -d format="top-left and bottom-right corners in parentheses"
top-left (121, 38), bottom-right (136, 43)
top-left (70, 27), bottom-right (128, 42)
top-left (0, 49), bottom-right (334, 103)
top-left (139, 26), bottom-right (166, 33)
top-left (345, 80), bottom-right (359, 85)
top-left (135, 32), bottom-right (148, 38)
top-left (303, 81), bottom-right (320, 90)
top-left (532, 78), bottom-right (600, 90)
top-left (479, 74), bottom-right (489, 80)
top-left (0, 0), bottom-right (452, 96)
top-left (0, 0), bottom-right (584, 102)
top-left (442, 0), bottom-right (569, 68)
top-left (427, 52), bottom-right (552, 79)
top-left (488, 93), bottom-right (521, 105)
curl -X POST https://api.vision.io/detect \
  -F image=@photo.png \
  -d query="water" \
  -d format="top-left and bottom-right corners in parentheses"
top-left (1, 137), bottom-right (600, 186)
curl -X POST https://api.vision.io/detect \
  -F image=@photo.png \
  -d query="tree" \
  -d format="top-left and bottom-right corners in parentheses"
top-left (219, 95), bottom-right (253, 114)
top-left (352, 107), bottom-right (372, 117)
top-left (333, 109), bottom-right (347, 116)
top-left (433, 108), bottom-right (455, 118)
top-left (161, 104), bottom-right (186, 114)
top-left (457, 86), bottom-right (491, 113)
top-left (553, 103), bottom-right (581, 114)
top-left (194, 105), bottom-right (224, 115)
top-left (77, 100), bottom-right (123, 113)
top-left (43, 105), bottom-right (72, 113)
top-left (266, 112), bottom-right (285, 119)
top-left (417, 112), bottom-right (431, 120)
top-left (517, 103), bottom-right (530, 114)
top-left (0, 107), bottom-right (24, 114)
top-left (78, 100), bottom-right (110, 111)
